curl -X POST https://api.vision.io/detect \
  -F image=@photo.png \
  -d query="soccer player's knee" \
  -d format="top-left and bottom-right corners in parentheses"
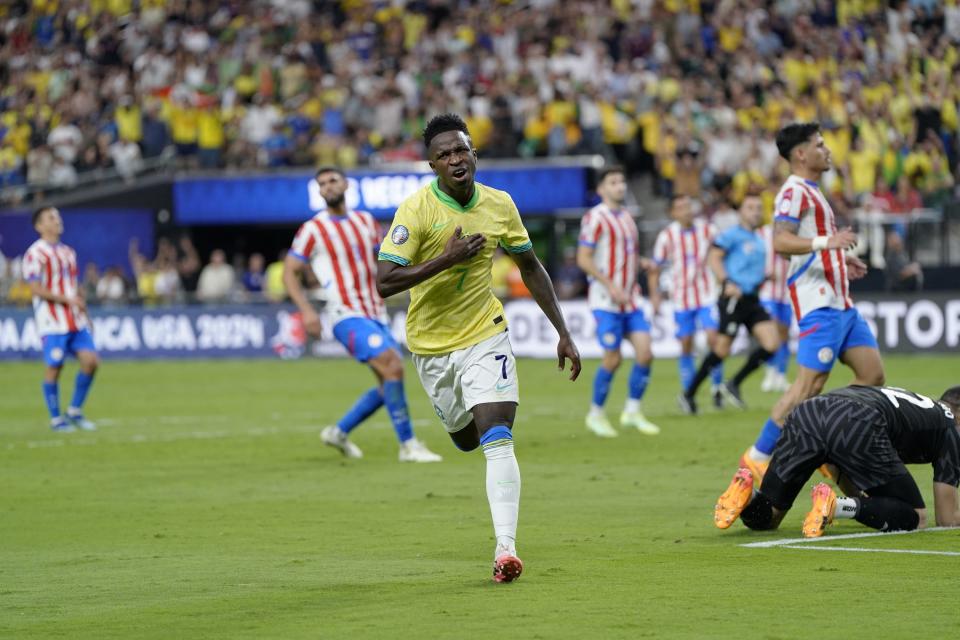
top-left (603, 351), bottom-right (622, 371)
top-left (867, 369), bottom-right (885, 386)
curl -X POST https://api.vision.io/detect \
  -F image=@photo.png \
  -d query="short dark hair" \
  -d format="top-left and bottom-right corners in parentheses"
top-left (423, 113), bottom-right (470, 148)
top-left (315, 166), bottom-right (345, 179)
top-left (32, 206), bottom-right (53, 227)
top-left (941, 386), bottom-right (960, 415)
top-left (597, 165), bottom-right (625, 185)
top-left (776, 122), bottom-right (821, 161)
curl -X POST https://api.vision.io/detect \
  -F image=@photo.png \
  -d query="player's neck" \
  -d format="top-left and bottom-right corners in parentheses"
top-left (791, 165), bottom-right (822, 184)
top-left (437, 179), bottom-right (475, 207)
top-left (602, 199), bottom-right (624, 212)
top-left (40, 233), bottom-right (60, 245)
top-left (326, 204), bottom-right (348, 217)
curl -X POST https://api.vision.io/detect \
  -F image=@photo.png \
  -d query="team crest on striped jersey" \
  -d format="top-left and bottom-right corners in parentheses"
top-left (391, 225), bottom-right (410, 245)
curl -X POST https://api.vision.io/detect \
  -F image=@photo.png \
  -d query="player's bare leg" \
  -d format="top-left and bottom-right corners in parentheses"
top-left (620, 332), bottom-right (659, 434)
top-left (839, 346), bottom-right (885, 387)
top-left (586, 348), bottom-right (621, 437)
top-left (471, 401), bottom-right (523, 582)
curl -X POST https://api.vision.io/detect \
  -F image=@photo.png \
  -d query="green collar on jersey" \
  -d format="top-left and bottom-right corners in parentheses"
top-left (430, 178), bottom-right (479, 212)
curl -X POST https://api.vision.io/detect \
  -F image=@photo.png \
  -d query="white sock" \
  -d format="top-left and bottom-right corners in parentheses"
top-left (588, 404), bottom-right (605, 418)
top-left (834, 496), bottom-right (859, 519)
top-left (483, 438), bottom-right (520, 553)
top-left (624, 398), bottom-right (641, 413)
top-left (747, 446), bottom-right (772, 463)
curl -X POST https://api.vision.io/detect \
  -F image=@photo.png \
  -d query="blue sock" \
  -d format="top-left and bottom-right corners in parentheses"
top-left (42, 381), bottom-right (60, 420)
top-left (382, 380), bottom-right (414, 443)
top-left (754, 418), bottom-right (782, 455)
top-left (678, 354), bottom-right (695, 391)
top-left (592, 367), bottom-right (615, 407)
top-left (336, 387), bottom-right (384, 434)
top-left (711, 361), bottom-right (724, 386)
top-left (628, 364), bottom-right (650, 401)
top-left (776, 343), bottom-right (790, 375)
top-left (480, 424), bottom-right (513, 448)
top-left (69, 371), bottom-right (95, 412)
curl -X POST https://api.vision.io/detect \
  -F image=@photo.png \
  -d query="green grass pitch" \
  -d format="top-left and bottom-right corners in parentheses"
top-left (2, 354), bottom-right (958, 638)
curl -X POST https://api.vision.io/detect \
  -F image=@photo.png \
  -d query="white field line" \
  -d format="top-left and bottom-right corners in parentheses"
top-left (740, 526), bottom-right (951, 548)
top-left (779, 545), bottom-right (960, 557)
top-left (740, 526), bottom-right (959, 557)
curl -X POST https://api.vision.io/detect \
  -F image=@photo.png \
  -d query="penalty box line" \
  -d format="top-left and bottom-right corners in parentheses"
top-left (740, 527), bottom-right (960, 557)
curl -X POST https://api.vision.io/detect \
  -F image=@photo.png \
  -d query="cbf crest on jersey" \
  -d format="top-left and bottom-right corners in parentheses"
top-left (391, 225), bottom-right (410, 245)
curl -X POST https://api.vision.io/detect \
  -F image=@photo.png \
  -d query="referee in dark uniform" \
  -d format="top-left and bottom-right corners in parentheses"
top-left (678, 194), bottom-right (782, 414)
top-left (715, 384), bottom-right (960, 537)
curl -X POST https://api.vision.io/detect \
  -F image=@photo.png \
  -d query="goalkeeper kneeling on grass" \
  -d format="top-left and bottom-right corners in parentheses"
top-left (714, 384), bottom-right (960, 538)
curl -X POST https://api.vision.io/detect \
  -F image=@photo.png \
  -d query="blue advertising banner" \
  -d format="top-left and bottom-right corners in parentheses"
top-left (173, 166), bottom-right (589, 224)
top-left (0, 304), bottom-right (358, 361)
top-left (0, 208), bottom-right (155, 274)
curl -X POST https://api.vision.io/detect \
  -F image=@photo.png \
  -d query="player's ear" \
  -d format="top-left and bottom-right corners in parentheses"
top-left (428, 160), bottom-right (436, 174)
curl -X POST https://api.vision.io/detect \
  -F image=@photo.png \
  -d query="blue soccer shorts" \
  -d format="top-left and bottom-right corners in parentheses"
top-left (673, 305), bottom-right (718, 339)
top-left (333, 317), bottom-right (400, 363)
top-left (761, 299), bottom-right (793, 327)
top-left (592, 308), bottom-right (651, 351)
top-left (42, 328), bottom-right (97, 367)
top-left (796, 307), bottom-right (877, 372)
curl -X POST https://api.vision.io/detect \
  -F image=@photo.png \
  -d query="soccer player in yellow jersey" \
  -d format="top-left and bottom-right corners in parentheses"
top-left (377, 113), bottom-right (582, 582)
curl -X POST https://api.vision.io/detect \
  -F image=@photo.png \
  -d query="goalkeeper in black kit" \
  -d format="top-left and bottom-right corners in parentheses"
top-left (714, 384), bottom-right (960, 537)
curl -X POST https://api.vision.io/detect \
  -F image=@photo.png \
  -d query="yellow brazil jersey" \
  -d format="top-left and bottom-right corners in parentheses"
top-left (378, 180), bottom-right (532, 355)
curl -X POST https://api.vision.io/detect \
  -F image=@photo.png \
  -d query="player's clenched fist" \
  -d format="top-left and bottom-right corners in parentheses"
top-left (827, 227), bottom-right (858, 251)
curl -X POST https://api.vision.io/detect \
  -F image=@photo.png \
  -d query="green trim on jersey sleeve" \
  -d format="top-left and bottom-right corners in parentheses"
top-left (500, 240), bottom-right (533, 254)
top-left (378, 252), bottom-right (411, 266)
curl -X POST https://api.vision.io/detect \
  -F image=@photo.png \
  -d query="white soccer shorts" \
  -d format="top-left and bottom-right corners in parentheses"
top-left (412, 330), bottom-right (519, 433)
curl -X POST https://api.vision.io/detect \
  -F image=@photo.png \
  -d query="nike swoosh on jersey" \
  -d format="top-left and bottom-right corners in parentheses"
top-left (495, 382), bottom-right (514, 392)
top-left (431, 221), bottom-right (451, 230)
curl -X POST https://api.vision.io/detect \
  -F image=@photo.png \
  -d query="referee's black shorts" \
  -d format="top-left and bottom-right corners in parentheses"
top-left (717, 293), bottom-right (769, 337)
top-left (759, 395), bottom-right (924, 511)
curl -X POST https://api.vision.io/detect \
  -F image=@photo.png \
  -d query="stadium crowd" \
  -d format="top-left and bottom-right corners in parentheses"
top-left (1, 0), bottom-right (958, 216)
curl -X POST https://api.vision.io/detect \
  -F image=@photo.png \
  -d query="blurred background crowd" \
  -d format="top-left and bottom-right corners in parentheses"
top-left (1, 0), bottom-right (958, 303)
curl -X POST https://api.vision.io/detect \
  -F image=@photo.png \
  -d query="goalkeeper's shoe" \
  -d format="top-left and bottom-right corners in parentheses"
top-left (802, 483), bottom-right (837, 538)
top-left (714, 468), bottom-right (754, 529)
top-left (738, 448), bottom-right (769, 486)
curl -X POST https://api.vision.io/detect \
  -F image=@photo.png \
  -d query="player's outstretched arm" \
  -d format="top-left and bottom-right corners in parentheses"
top-left (772, 219), bottom-right (859, 256)
top-left (933, 482), bottom-right (960, 527)
top-left (376, 226), bottom-right (485, 298)
top-left (510, 249), bottom-right (581, 381)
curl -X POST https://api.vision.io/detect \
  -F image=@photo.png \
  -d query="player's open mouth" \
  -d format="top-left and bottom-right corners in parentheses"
top-left (451, 168), bottom-right (468, 179)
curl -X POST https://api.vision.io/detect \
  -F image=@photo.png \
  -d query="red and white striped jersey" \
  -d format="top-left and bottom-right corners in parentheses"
top-left (759, 224), bottom-right (789, 303)
top-left (774, 175), bottom-right (852, 320)
top-left (290, 209), bottom-right (388, 324)
top-left (578, 203), bottom-right (643, 312)
top-left (652, 219), bottom-right (717, 311)
top-left (22, 239), bottom-right (88, 336)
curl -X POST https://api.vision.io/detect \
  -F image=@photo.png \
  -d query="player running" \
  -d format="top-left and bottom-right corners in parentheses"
top-left (758, 221), bottom-right (792, 392)
top-left (23, 206), bottom-right (99, 432)
top-left (648, 195), bottom-right (724, 407)
top-left (283, 166), bottom-right (442, 463)
top-left (577, 166), bottom-right (659, 437)
top-left (738, 122), bottom-right (884, 484)
top-left (376, 113), bottom-right (581, 583)
top-left (715, 385), bottom-right (960, 536)
top-left (678, 193), bottom-right (781, 414)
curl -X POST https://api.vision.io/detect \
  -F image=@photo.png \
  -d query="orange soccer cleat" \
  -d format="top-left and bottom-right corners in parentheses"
top-left (714, 468), bottom-right (754, 529)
